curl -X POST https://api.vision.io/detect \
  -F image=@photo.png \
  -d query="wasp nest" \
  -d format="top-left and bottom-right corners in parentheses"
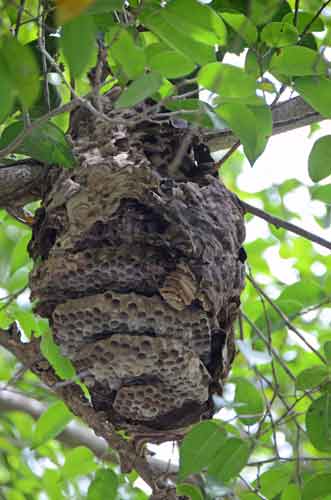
top-left (29, 99), bottom-right (245, 437)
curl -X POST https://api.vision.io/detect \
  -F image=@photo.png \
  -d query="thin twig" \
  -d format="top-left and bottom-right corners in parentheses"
top-left (247, 274), bottom-right (327, 364)
top-left (241, 199), bottom-right (331, 251)
top-left (300, 0), bottom-right (331, 37)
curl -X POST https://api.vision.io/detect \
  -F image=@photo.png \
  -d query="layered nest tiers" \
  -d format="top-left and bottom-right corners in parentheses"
top-left (28, 96), bottom-right (246, 439)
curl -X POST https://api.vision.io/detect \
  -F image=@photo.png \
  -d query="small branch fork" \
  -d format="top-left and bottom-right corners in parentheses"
top-left (0, 326), bottom-right (173, 496)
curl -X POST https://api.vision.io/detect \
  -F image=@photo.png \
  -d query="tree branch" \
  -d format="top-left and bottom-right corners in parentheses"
top-left (205, 96), bottom-right (322, 151)
top-left (0, 327), bottom-right (163, 494)
top-left (241, 199), bottom-right (331, 251)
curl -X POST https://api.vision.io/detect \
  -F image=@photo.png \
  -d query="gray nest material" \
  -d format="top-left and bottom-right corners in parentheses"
top-left (28, 97), bottom-right (246, 438)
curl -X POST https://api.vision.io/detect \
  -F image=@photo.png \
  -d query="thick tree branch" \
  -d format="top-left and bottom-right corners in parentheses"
top-left (0, 161), bottom-right (48, 208)
top-left (0, 327), bottom-right (166, 495)
top-left (205, 96), bottom-right (322, 151)
top-left (0, 384), bottom-right (178, 476)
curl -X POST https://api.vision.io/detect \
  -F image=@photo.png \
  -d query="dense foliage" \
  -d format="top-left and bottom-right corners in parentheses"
top-left (0, 0), bottom-right (331, 499)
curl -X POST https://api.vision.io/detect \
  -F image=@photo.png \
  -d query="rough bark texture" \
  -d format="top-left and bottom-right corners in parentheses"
top-left (28, 95), bottom-right (246, 439)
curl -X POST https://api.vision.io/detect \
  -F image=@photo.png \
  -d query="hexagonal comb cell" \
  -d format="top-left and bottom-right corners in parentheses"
top-left (52, 291), bottom-right (211, 360)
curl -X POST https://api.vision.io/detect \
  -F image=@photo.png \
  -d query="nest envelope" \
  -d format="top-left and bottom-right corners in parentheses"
top-left (28, 100), bottom-right (246, 438)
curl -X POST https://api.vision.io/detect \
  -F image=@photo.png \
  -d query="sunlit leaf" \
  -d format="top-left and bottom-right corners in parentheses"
top-left (308, 136), bottom-right (331, 182)
top-left (40, 330), bottom-right (76, 380)
top-left (0, 37), bottom-right (40, 108)
top-left (306, 393), bottom-right (331, 451)
top-left (87, 469), bottom-right (118, 500)
top-left (114, 72), bottom-right (163, 109)
top-left (33, 401), bottom-right (72, 448)
top-left (261, 22), bottom-right (298, 47)
top-left (178, 421), bottom-right (227, 480)
top-left (176, 483), bottom-right (204, 500)
top-left (234, 378), bottom-right (265, 424)
top-left (62, 447), bottom-right (97, 479)
top-left (270, 47), bottom-right (327, 76)
top-left (221, 12), bottom-right (257, 45)
top-left (208, 437), bottom-right (250, 483)
top-left (303, 473), bottom-right (331, 500)
top-left (61, 15), bottom-right (97, 77)
top-left (296, 365), bottom-right (329, 391)
top-left (294, 77), bottom-right (331, 119)
top-left (0, 121), bottom-right (76, 168)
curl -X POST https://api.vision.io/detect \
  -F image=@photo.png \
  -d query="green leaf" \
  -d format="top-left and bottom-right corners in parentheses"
top-left (258, 464), bottom-right (293, 499)
top-left (87, 469), bottom-right (118, 500)
top-left (270, 47), bottom-right (327, 76)
top-left (282, 12), bottom-right (324, 33)
top-left (0, 36), bottom-right (40, 108)
top-left (296, 366), bottom-right (329, 390)
top-left (40, 330), bottom-right (76, 380)
top-left (162, 0), bottom-right (227, 46)
top-left (61, 15), bottom-right (97, 77)
top-left (146, 44), bottom-right (195, 78)
top-left (261, 22), bottom-right (298, 47)
top-left (111, 29), bottom-right (146, 80)
top-left (306, 393), bottom-right (331, 451)
top-left (0, 121), bottom-right (75, 168)
top-left (308, 136), bottom-right (331, 182)
top-left (216, 101), bottom-right (271, 165)
top-left (208, 437), bottom-right (250, 483)
top-left (198, 63), bottom-right (256, 99)
top-left (220, 12), bottom-right (257, 45)
top-left (176, 483), bottom-right (204, 500)
top-left (86, 0), bottom-right (123, 14)
top-left (42, 469), bottom-right (64, 500)
top-left (325, 342), bottom-right (331, 365)
top-left (33, 401), bottom-right (72, 448)
top-left (294, 77), bottom-right (331, 118)
top-left (62, 447), bottom-right (97, 479)
top-left (0, 69), bottom-right (14, 124)
top-left (114, 72), bottom-right (163, 109)
top-left (281, 483), bottom-right (301, 500)
top-left (303, 473), bottom-right (331, 500)
top-left (178, 421), bottom-right (227, 480)
top-left (140, 7), bottom-right (216, 65)
top-left (234, 378), bottom-right (265, 424)
top-left (310, 185), bottom-right (331, 204)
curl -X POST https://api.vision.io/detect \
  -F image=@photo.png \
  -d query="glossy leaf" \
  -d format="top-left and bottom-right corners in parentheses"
top-left (162, 0), bottom-right (227, 46)
top-left (261, 22), bottom-right (298, 47)
top-left (310, 185), bottom-right (331, 204)
top-left (178, 421), bottom-right (227, 480)
top-left (216, 101), bottom-right (271, 165)
top-left (176, 483), bottom-right (204, 500)
top-left (0, 37), bottom-right (40, 108)
top-left (114, 72), bottom-right (163, 109)
top-left (308, 136), bottom-right (331, 182)
top-left (111, 29), bottom-right (146, 80)
top-left (40, 330), bottom-right (76, 380)
top-left (61, 15), bottom-right (97, 77)
top-left (303, 473), bottom-right (331, 500)
top-left (33, 401), bottom-right (72, 447)
top-left (0, 121), bottom-right (76, 168)
top-left (208, 437), bottom-right (250, 483)
top-left (198, 63), bottom-right (256, 98)
top-left (270, 47), bottom-right (327, 76)
top-left (294, 77), bottom-right (331, 118)
top-left (281, 483), bottom-right (301, 500)
top-left (220, 12), bottom-right (257, 45)
top-left (0, 69), bottom-right (14, 124)
top-left (258, 464), bottom-right (293, 499)
top-left (296, 365), bottom-right (329, 390)
top-left (306, 393), bottom-right (331, 451)
top-left (234, 378), bottom-right (265, 424)
top-left (140, 7), bottom-right (215, 65)
top-left (146, 44), bottom-right (195, 78)
top-left (87, 469), bottom-right (118, 500)
top-left (325, 342), bottom-right (331, 364)
top-left (282, 12), bottom-right (324, 33)
top-left (62, 447), bottom-right (97, 479)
